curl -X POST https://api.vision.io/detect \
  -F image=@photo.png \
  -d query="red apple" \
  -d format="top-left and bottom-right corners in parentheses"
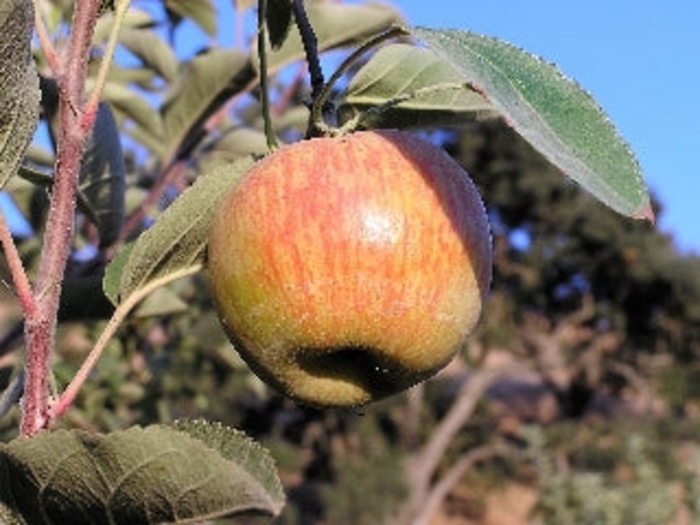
top-left (207, 130), bottom-right (491, 407)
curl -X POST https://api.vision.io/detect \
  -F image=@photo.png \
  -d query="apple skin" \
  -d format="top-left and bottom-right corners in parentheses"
top-left (207, 130), bottom-right (492, 407)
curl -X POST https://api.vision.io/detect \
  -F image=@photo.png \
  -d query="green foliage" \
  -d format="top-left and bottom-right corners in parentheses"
top-left (1, 0), bottom-right (698, 523)
top-left (528, 426), bottom-right (683, 525)
top-left (79, 103), bottom-right (127, 248)
top-left (0, 423), bottom-right (285, 523)
top-left (321, 416), bottom-right (408, 524)
top-left (415, 28), bottom-right (652, 220)
top-left (0, 0), bottom-right (40, 188)
top-left (339, 43), bottom-right (498, 129)
top-left (106, 157), bottom-right (254, 308)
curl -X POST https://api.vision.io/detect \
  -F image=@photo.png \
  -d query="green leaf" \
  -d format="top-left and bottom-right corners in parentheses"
top-left (106, 65), bottom-right (159, 92)
top-left (165, 0), bottom-right (217, 37)
top-left (132, 286), bottom-right (187, 318)
top-left (93, 7), bottom-right (155, 44)
top-left (0, 0), bottom-right (40, 189)
top-left (266, 0), bottom-right (293, 50)
top-left (160, 49), bottom-right (255, 165)
top-left (98, 80), bottom-right (164, 145)
top-left (174, 419), bottom-right (285, 509)
top-left (112, 156), bottom-right (254, 305)
top-left (339, 43), bottom-right (498, 129)
top-left (258, 2), bottom-right (405, 73)
top-left (214, 127), bottom-right (273, 160)
top-left (0, 424), bottom-right (285, 524)
top-left (79, 103), bottom-right (126, 248)
top-left (117, 27), bottom-right (179, 82)
top-left (103, 241), bottom-right (133, 305)
top-left (413, 28), bottom-right (652, 220)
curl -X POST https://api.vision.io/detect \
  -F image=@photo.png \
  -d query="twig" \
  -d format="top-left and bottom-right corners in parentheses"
top-left (308, 24), bottom-right (409, 136)
top-left (21, 0), bottom-right (102, 437)
top-left (31, 0), bottom-right (61, 73)
top-left (412, 443), bottom-right (518, 525)
top-left (51, 265), bottom-right (202, 419)
top-left (338, 82), bottom-right (482, 134)
top-left (413, 366), bottom-right (509, 483)
top-left (84, 0), bottom-right (132, 130)
top-left (257, 0), bottom-right (278, 151)
top-left (0, 212), bottom-right (36, 318)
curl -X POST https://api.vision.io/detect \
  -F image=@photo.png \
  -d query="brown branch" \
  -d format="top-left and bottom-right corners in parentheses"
top-left (412, 366), bottom-right (509, 485)
top-left (392, 364), bottom-right (515, 524)
top-left (413, 443), bottom-right (518, 525)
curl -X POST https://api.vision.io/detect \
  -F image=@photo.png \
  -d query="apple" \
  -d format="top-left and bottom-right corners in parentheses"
top-left (207, 130), bottom-right (492, 407)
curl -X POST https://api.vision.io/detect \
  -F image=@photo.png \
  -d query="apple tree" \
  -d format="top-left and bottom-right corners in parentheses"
top-left (0, 0), bottom-right (655, 522)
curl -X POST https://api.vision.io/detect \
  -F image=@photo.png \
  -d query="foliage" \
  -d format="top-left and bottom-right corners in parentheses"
top-left (528, 425), bottom-right (685, 525)
top-left (0, 422), bottom-right (285, 524)
top-left (1, 0), bottom-right (698, 523)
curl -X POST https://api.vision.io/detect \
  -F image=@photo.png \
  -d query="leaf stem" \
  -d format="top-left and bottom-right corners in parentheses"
top-left (309, 24), bottom-right (410, 136)
top-left (84, 0), bottom-right (131, 130)
top-left (258, 0), bottom-right (278, 151)
top-left (31, 0), bottom-right (61, 73)
top-left (21, 0), bottom-right (102, 437)
top-left (338, 81), bottom-right (480, 134)
top-left (0, 212), bottom-right (37, 318)
top-left (51, 265), bottom-right (203, 419)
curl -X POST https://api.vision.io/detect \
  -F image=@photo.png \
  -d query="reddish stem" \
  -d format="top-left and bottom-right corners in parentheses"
top-left (21, 1), bottom-right (101, 437)
top-left (0, 213), bottom-right (37, 318)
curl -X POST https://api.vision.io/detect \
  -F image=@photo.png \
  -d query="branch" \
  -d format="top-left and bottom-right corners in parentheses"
top-left (0, 212), bottom-right (36, 317)
top-left (31, 0), bottom-right (60, 73)
top-left (257, 0), bottom-right (278, 151)
top-left (412, 443), bottom-right (518, 525)
top-left (21, 0), bottom-right (102, 437)
top-left (408, 364), bottom-right (513, 501)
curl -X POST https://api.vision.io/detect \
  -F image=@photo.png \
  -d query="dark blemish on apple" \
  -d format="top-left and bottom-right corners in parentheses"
top-left (295, 345), bottom-right (413, 398)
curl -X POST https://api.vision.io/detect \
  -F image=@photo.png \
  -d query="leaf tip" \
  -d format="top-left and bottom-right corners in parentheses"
top-left (635, 202), bottom-right (656, 224)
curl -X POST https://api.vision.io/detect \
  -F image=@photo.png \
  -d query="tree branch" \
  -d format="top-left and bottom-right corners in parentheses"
top-left (412, 366), bottom-right (508, 489)
top-left (21, 0), bottom-right (102, 437)
top-left (413, 443), bottom-right (518, 525)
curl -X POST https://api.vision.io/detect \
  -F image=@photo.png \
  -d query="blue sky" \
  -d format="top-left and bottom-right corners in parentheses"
top-left (6, 1), bottom-right (696, 255)
top-left (388, 1), bottom-right (699, 254)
